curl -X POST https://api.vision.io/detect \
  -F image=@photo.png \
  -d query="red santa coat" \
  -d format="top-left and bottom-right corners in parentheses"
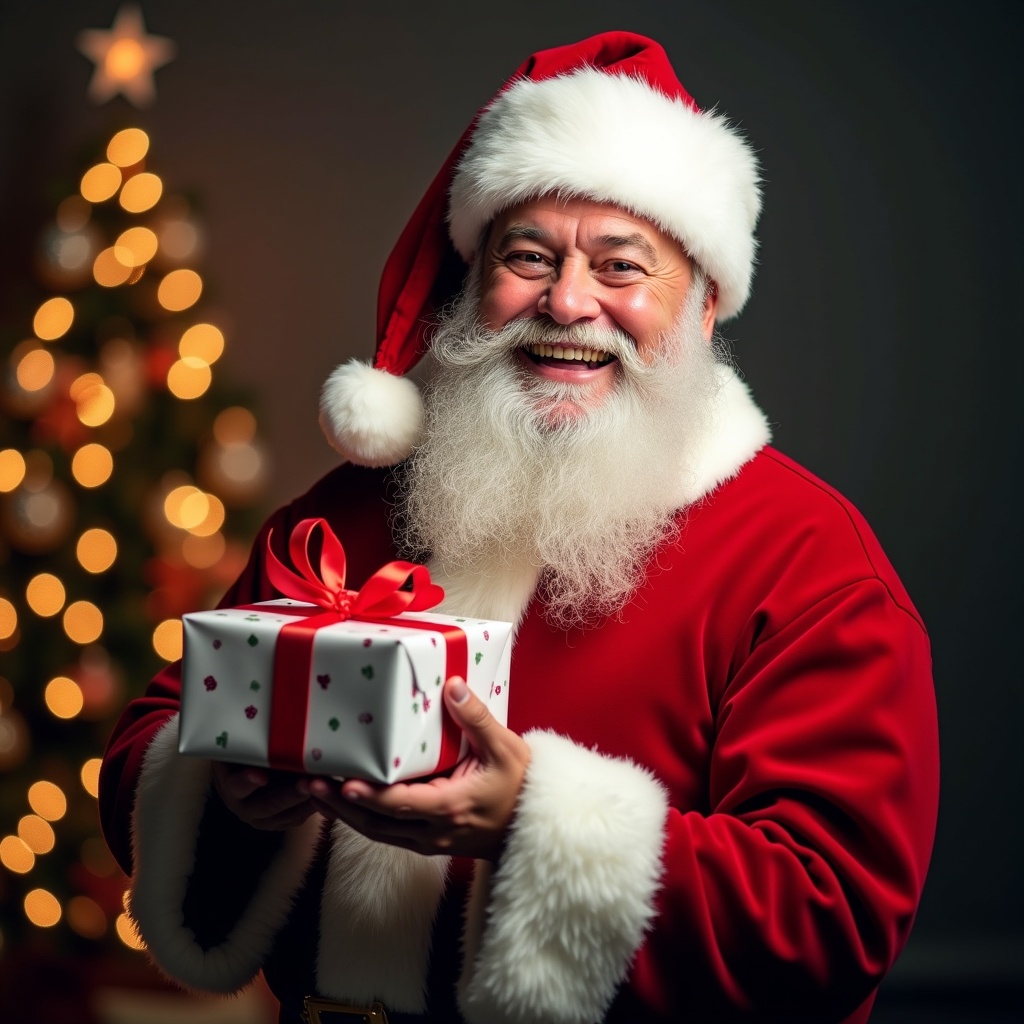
top-left (99, 374), bottom-right (938, 1023)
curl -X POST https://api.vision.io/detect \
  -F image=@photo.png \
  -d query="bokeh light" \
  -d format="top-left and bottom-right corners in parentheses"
top-left (71, 443), bottom-right (114, 488)
top-left (119, 171), bottom-right (162, 213)
top-left (77, 528), bottom-right (118, 573)
top-left (107, 128), bottom-right (150, 167)
top-left (157, 269), bottom-right (202, 311)
top-left (189, 493), bottom-right (225, 537)
top-left (93, 246), bottom-right (133, 287)
top-left (28, 780), bottom-right (67, 821)
top-left (55, 196), bottom-right (91, 232)
top-left (116, 910), bottom-right (146, 950)
top-left (152, 619), bottom-right (183, 661)
top-left (114, 226), bottom-right (158, 267)
top-left (25, 573), bottom-right (65, 617)
top-left (63, 601), bottom-right (104, 644)
top-left (80, 758), bottom-right (102, 798)
top-left (33, 297), bottom-right (74, 341)
top-left (166, 356), bottom-right (212, 399)
top-left (0, 836), bottom-right (34, 874)
top-left (80, 163), bottom-right (122, 203)
top-left (45, 676), bottom-right (84, 719)
top-left (15, 347), bottom-right (55, 391)
top-left (178, 323), bottom-right (224, 364)
top-left (0, 450), bottom-right (27, 492)
top-left (18, 814), bottom-right (56, 855)
top-left (0, 599), bottom-right (17, 640)
top-left (24, 889), bottom-right (62, 928)
top-left (75, 380), bottom-right (116, 427)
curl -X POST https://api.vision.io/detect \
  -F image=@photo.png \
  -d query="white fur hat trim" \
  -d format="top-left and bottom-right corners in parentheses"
top-left (449, 69), bottom-right (762, 319)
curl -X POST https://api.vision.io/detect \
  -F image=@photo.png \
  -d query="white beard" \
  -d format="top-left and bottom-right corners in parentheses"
top-left (398, 271), bottom-right (725, 628)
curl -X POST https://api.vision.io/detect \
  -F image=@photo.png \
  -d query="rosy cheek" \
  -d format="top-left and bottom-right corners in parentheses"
top-left (480, 277), bottom-right (541, 331)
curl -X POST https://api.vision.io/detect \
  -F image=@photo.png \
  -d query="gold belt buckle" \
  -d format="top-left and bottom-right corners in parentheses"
top-left (301, 996), bottom-right (389, 1023)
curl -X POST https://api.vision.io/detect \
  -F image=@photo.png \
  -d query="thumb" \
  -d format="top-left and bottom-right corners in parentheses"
top-left (443, 676), bottom-right (500, 754)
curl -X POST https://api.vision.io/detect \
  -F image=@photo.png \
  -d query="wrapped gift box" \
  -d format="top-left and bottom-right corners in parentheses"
top-left (179, 598), bottom-right (513, 784)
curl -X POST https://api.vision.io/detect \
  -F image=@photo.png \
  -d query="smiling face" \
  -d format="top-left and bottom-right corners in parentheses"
top-left (477, 194), bottom-right (718, 412)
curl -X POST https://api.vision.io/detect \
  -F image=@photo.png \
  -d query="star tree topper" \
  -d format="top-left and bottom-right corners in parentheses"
top-left (77, 4), bottom-right (176, 108)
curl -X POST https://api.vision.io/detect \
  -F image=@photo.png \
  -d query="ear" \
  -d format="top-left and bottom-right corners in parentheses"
top-left (701, 281), bottom-right (720, 341)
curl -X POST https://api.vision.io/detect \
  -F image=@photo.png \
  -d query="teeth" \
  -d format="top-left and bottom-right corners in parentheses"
top-left (526, 343), bottom-right (611, 364)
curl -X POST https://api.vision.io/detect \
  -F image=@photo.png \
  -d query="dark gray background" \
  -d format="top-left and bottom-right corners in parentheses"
top-left (1, 0), bottom-right (1021, 1015)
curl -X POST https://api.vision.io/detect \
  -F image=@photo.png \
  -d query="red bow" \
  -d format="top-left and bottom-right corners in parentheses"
top-left (265, 518), bottom-right (444, 618)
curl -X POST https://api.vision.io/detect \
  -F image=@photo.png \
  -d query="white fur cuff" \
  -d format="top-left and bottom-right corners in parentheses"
top-left (458, 730), bottom-right (669, 1024)
top-left (128, 717), bottom-right (321, 992)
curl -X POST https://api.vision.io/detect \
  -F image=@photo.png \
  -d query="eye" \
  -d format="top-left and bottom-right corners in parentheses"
top-left (504, 250), bottom-right (553, 277)
top-left (607, 260), bottom-right (640, 273)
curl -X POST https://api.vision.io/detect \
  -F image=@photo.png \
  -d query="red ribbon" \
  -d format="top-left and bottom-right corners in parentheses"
top-left (257, 519), bottom-right (463, 777)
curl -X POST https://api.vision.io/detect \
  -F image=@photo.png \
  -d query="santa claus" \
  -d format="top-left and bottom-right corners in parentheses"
top-left (100, 31), bottom-right (939, 1024)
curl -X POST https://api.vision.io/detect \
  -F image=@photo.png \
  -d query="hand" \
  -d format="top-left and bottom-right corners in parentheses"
top-left (305, 676), bottom-right (531, 861)
top-left (211, 760), bottom-right (318, 830)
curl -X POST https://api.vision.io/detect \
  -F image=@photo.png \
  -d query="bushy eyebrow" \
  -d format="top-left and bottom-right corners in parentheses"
top-left (493, 225), bottom-right (548, 250)
top-left (597, 233), bottom-right (659, 262)
top-left (493, 226), bottom-right (659, 263)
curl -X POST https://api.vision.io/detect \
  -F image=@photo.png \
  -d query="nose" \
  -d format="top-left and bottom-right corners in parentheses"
top-left (537, 259), bottom-right (601, 324)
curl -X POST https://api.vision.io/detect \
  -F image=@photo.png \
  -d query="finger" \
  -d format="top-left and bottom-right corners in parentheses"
top-left (443, 676), bottom-right (502, 756)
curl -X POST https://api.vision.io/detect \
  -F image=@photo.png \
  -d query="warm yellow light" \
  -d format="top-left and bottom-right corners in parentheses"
top-left (0, 835), bottom-right (34, 874)
top-left (114, 226), bottom-right (158, 267)
top-left (178, 323), bottom-right (225, 365)
top-left (25, 574), bottom-right (65, 617)
top-left (182, 531), bottom-right (226, 569)
top-left (67, 896), bottom-right (107, 939)
top-left (0, 449), bottom-right (27, 492)
top-left (76, 383), bottom-right (116, 427)
top-left (119, 171), bottom-right (162, 212)
top-left (16, 348), bottom-right (55, 391)
top-left (28, 781), bottom-right (67, 821)
top-left (166, 356), bottom-right (212, 400)
top-left (93, 246), bottom-right (132, 287)
top-left (188, 493), bottom-right (225, 537)
top-left (152, 619), bottom-right (183, 662)
top-left (164, 484), bottom-right (203, 528)
top-left (24, 889), bottom-right (62, 928)
top-left (106, 39), bottom-right (146, 83)
top-left (71, 443), bottom-right (114, 488)
top-left (80, 163), bottom-right (122, 203)
top-left (107, 127), bottom-right (150, 166)
top-left (63, 601), bottom-right (104, 644)
top-left (45, 676), bottom-right (84, 719)
top-left (157, 268), bottom-right (202, 311)
top-left (17, 815), bottom-right (55, 855)
top-left (0, 599), bottom-right (17, 641)
top-left (80, 758), bottom-right (102, 798)
top-left (33, 297), bottom-right (74, 341)
top-left (77, 528), bottom-right (118, 573)
top-left (116, 911), bottom-right (146, 950)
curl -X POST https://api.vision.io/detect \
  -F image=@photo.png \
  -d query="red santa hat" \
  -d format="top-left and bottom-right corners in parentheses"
top-left (320, 31), bottom-right (762, 467)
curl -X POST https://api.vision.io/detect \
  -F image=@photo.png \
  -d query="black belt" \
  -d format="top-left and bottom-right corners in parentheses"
top-left (300, 997), bottom-right (388, 1023)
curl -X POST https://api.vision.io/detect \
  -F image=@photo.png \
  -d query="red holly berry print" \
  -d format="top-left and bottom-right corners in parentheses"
top-left (311, 748), bottom-right (323, 761)
top-left (358, 712), bottom-right (373, 724)
top-left (317, 673), bottom-right (331, 689)
top-left (483, 630), bottom-right (490, 641)
top-left (362, 638), bottom-right (372, 648)
top-left (244, 705), bottom-right (257, 719)
top-left (204, 675), bottom-right (217, 691)
top-left (212, 639), bottom-right (222, 650)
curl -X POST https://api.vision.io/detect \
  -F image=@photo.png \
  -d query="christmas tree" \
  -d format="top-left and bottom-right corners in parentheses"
top-left (0, 4), bottom-right (268, 1001)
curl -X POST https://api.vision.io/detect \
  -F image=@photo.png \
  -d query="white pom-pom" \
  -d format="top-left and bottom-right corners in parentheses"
top-left (319, 360), bottom-right (424, 467)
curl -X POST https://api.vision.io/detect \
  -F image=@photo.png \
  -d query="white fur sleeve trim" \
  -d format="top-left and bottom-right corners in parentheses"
top-left (458, 730), bottom-right (669, 1024)
top-left (128, 716), bottom-right (321, 992)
